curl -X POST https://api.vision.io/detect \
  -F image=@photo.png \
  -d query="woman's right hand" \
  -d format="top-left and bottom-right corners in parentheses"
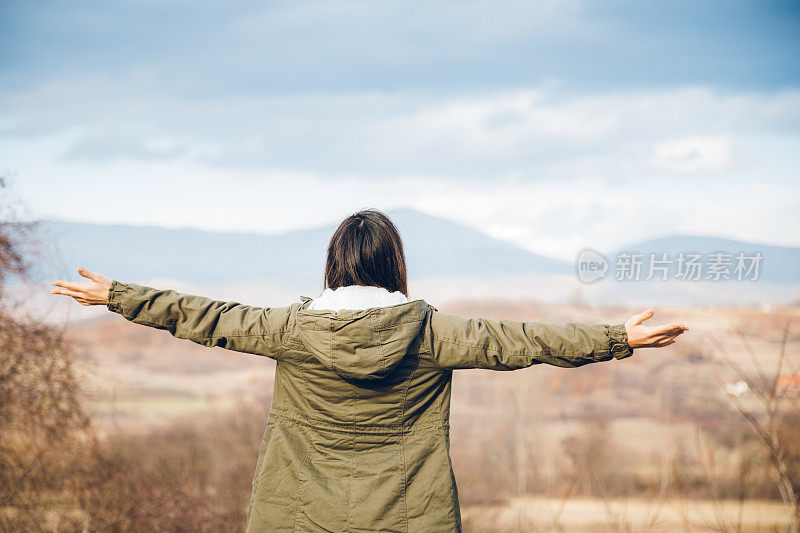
top-left (624, 309), bottom-right (687, 349)
top-left (52, 267), bottom-right (112, 306)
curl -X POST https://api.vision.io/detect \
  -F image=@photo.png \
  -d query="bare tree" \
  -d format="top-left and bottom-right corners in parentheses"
top-left (0, 177), bottom-right (90, 531)
top-left (560, 414), bottom-right (670, 533)
top-left (712, 322), bottom-right (800, 532)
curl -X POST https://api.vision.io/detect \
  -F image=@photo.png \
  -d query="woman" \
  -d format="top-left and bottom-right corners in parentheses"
top-left (52, 209), bottom-right (687, 532)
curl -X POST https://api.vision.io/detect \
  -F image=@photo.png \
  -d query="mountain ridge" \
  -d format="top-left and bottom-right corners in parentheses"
top-left (31, 209), bottom-right (571, 287)
top-left (29, 209), bottom-right (800, 287)
top-left (612, 235), bottom-right (800, 283)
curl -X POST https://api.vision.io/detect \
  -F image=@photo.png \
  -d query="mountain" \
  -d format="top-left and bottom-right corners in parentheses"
top-left (24, 213), bottom-right (800, 309)
top-left (613, 235), bottom-right (800, 284)
top-left (31, 209), bottom-right (571, 289)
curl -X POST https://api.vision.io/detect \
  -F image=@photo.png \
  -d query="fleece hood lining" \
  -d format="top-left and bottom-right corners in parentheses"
top-left (307, 285), bottom-right (409, 312)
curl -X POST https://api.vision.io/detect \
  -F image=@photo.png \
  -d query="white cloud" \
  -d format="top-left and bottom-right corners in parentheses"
top-left (3, 82), bottom-right (798, 182)
top-left (3, 84), bottom-right (799, 260)
top-left (651, 135), bottom-right (734, 174)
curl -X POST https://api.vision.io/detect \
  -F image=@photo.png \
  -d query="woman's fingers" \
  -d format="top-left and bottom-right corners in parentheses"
top-left (78, 266), bottom-right (102, 281)
top-left (52, 282), bottom-right (91, 299)
top-left (650, 331), bottom-right (684, 344)
top-left (55, 267), bottom-right (107, 288)
top-left (642, 330), bottom-right (686, 347)
top-left (52, 287), bottom-right (85, 298)
top-left (629, 309), bottom-right (655, 326)
top-left (653, 323), bottom-right (687, 335)
top-left (653, 339), bottom-right (677, 347)
top-left (651, 328), bottom-right (686, 340)
top-left (51, 268), bottom-right (111, 305)
top-left (53, 280), bottom-right (86, 290)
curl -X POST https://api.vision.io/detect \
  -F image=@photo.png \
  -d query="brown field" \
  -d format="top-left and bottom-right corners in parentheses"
top-left (45, 299), bottom-right (799, 531)
top-left (461, 497), bottom-right (790, 532)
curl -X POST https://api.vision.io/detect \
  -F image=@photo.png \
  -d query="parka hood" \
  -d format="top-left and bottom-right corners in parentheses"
top-left (295, 298), bottom-right (430, 380)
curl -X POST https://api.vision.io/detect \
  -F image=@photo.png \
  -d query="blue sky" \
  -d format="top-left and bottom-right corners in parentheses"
top-left (1, 0), bottom-right (799, 261)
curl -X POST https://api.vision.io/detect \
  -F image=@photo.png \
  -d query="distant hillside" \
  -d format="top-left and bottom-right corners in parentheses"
top-left (31, 209), bottom-right (571, 288)
top-left (614, 235), bottom-right (800, 283)
top-left (24, 212), bottom-right (800, 308)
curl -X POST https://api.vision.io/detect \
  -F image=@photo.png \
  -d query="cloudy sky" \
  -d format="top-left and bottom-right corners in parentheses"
top-left (1, 0), bottom-right (799, 261)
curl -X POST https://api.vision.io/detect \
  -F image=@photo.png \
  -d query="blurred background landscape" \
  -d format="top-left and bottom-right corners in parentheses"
top-left (2, 0), bottom-right (799, 531)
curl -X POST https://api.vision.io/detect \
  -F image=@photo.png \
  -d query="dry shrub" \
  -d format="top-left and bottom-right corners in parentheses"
top-left (0, 178), bottom-right (267, 531)
top-left (73, 402), bottom-right (267, 532)
top-left (0, 179), bottom-right (91, 531)
top-left (0, 312), bottom-right (90, 531)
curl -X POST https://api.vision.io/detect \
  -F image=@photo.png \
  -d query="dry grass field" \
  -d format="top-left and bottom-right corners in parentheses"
top-left (461, 496), bottom-right (790, 532)
top-left (39, 298), bottom-right (797, 531)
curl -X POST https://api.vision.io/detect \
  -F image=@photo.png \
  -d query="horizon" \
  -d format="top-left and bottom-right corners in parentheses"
top-left (33, 208), bottom-right (797, 306)
top-left (36, 208), bottom-right (800, 265)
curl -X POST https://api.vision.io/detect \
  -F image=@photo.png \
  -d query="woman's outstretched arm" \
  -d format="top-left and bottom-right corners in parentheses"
top-left (427, 307), bottom-right (687, 370)
top-left (52, 267), bottom-right (290, 359)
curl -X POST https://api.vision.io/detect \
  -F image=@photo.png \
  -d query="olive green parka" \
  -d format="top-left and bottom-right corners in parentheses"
top-left (106, 281), bottom-right (633, 532)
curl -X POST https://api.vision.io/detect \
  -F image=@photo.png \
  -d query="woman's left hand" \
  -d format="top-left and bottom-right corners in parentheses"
top-left (52, 267), bottom-right (112, 306)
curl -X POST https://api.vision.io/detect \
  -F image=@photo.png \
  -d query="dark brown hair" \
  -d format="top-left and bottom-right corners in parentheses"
top-left (324, 209), bottom-right (408, 296)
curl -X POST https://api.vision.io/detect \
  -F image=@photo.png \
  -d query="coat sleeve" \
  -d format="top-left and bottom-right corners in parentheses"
top-left (426, 310), bottom-right (633, 370)
top-left (106, 280), bottom-right (291, 360)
